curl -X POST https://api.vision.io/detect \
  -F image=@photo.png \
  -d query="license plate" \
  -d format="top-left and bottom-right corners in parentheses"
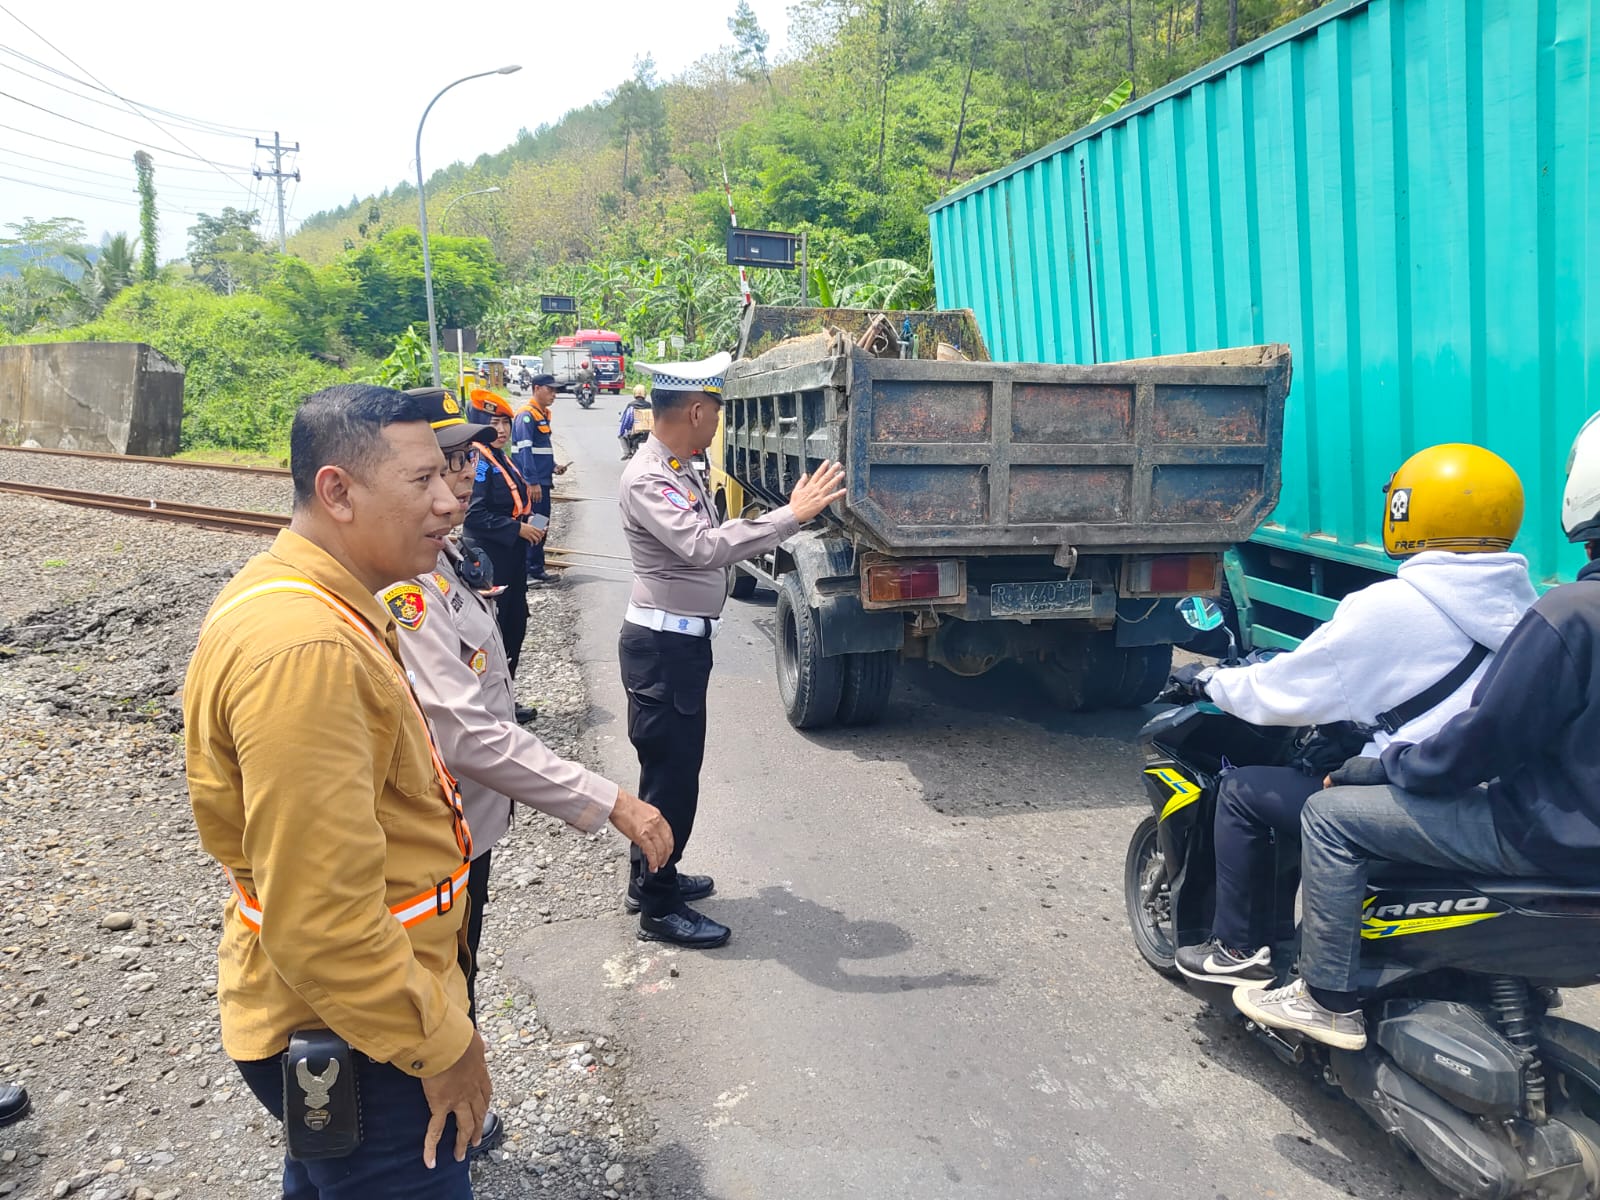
top-left (990, 580), bottom-right (1093, 617)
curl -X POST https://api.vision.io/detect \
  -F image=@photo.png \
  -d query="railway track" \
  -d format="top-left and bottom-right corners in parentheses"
top-left (0, 444), bottom-right (290, 476)
top-left (0, 479), bottom-right (625, 571)
top-left (0, 480), bottom-right (289, 534)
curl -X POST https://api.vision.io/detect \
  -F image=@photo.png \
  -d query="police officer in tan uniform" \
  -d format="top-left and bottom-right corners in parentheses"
top-left (619, 353), bottom-right (844, 948)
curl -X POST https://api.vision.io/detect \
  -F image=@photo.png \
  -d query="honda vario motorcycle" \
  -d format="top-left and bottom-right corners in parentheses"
top-left (1126, 596), bottom-right (1600, 1200)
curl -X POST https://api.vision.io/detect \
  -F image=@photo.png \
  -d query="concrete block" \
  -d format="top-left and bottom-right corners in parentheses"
top-left (0, 342), bottom-right (184, 456)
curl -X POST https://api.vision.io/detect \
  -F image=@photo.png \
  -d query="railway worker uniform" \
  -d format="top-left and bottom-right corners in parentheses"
top-left (511, 375), bottom-right (561, 584)
top-left (185, 528), bottom-right (479, 1198)
top-left (617, 353), bottom-right (801, 949)
top-left (465, 391), bottom-right (535, 677)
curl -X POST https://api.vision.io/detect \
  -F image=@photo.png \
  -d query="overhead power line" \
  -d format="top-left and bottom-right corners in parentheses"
top-left (0, 170), bottom-right (201, 215)
top-left (0, 2), bottom-right (257, 200)
top-left (0, 46), bottom-right (272, 139)
top-left (0, 149), bottom-right (250, 198)
top-left (0, 90), bottom-right (256, 171)
top-left (0, 57), bottom-right (268, 142)
top-left (0, 122), bottom-right (255, 176)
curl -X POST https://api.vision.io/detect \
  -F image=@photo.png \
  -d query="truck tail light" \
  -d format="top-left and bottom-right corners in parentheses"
top-left (866, 560), bottom-right (962, 603)
top-left (1123, 554), bottom-right (1221, 596)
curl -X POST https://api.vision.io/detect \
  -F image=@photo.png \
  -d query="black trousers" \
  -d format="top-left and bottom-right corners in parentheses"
top-left (525, 487), bottom-right (552, 577)
top-left (486, 542), bottom-right (529, 676)
top-left (619, 623), bottom-right (713, 917)
top-left (1211, 764), bottom-right (1321, 952)
top-left (464, 848), bottom-right (492, 1026)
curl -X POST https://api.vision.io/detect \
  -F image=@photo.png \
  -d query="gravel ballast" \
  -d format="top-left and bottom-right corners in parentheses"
top-left (0, 477), bottom-right (665, 1200)
top-left (0, 449), bottom-right (293, 516)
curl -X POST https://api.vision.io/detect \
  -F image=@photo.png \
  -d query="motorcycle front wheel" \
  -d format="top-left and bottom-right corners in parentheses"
top-left (1125, 814), bottom-right (1179, 976)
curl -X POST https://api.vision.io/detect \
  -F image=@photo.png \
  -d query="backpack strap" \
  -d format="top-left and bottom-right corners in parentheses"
top-left (1368, 642), bottom-right (1491, 736)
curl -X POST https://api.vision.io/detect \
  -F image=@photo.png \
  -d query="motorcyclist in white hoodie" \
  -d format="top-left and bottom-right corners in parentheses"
top-left (1171, 444), bottom-right (1537, 985)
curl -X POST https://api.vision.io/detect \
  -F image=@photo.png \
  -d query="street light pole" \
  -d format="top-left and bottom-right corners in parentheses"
top-left (416, 66), bottom-right (521, 386)
top-left (440, 186), bottom-right (502, 234)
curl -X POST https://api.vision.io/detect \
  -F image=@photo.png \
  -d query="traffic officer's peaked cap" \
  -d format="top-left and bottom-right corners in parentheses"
top-left (637, 351), bottom-right (733, 396)
top-left (403, 386), bottom-right (495, 450)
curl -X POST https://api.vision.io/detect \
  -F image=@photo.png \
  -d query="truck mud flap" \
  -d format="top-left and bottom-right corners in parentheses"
top-left (815, 592), bottom-right (904, 658)
top-left (1114, 597), bottom-right (1188, 647)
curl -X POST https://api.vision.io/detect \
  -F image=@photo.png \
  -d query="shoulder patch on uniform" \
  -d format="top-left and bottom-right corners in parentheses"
top-left (383, 583), bottom-right (427, 630)
top-left (661, 486), bottom-right (692, 511)
top-left (474, 459), bottom-right (489, 482)
top-left (432, 571), bottom-right (452, 595)
top-left (468, 648), bottom-right (488, 675)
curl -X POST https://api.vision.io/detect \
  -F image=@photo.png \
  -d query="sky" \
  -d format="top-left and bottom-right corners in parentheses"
top-left (0, 0), bottom-right (795, 260)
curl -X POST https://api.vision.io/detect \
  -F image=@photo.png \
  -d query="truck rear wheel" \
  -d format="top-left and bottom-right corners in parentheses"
top-left (775, 573), bottom-right (843, 729)
top-left (1032, 635), bottom-right (1173, 711)
top-left (835, 651), bottom-right (896, 726)
top-left (1097, 643), bottom-right (1173, 709)
top-left (728, 566), bottom-right (758, 601)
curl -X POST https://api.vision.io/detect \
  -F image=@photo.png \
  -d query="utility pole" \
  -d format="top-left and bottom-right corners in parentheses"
top-left (253, 131), bottom-right (301, 253)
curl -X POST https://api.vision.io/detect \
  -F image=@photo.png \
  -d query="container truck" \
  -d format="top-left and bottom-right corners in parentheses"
top-left (927, 0), bottom-right (1598, 647)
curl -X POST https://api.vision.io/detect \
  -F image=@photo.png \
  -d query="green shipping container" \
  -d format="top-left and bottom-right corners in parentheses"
top-left (927, 0), bottom-right (1598, 646)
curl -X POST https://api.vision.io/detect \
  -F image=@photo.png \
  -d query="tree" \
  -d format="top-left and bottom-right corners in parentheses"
top-left (344, 228), bottom-right (500, 352)
top-left (89, 233), bottom-right (139, 304)
top-left (612, 58), bottom-right (669, 192)
top-left (133, 151), bottom-right (158, 281)
top-left (187, 208), bottom-right (267, 294)
top-left (728, 1), bottom-right (772, 91)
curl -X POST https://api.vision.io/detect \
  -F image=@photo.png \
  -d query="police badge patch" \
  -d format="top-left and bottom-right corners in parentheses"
top-left (661, 486), bottom-right (692, 511)
top-left (432, 571), bottom-right (452, 595)
top-left (469, 649), bottom-right (488, 675)
top-left (383, 584), bottom-right (427, 630)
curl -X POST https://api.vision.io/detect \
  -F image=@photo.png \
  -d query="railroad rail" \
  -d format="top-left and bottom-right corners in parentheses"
top-left (0, 479), bottom-right (623, 571)
top-left (0, 444), bottom-right (290, 476)
top-left (0, 446), bottom-right (605, 502)
top-left (0, 480), bottom-right (289, 534)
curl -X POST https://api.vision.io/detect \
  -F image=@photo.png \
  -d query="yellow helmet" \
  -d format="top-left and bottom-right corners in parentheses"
top-left (633, 384), bottom-right (647, 399)
top-left (1382, 443), bottom-right (1524, 558)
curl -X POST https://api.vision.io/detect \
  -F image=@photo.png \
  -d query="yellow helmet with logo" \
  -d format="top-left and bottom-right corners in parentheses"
top-left (1382, 443), bottom-right (1524, 558)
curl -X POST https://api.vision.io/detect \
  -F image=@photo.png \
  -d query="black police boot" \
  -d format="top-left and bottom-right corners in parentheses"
top-left (0, 1083), bottom-right (30, 1127)
top-left (515, 704), bottom-right (537, 725)
top-left (638, 905), bottom-right (730, 950)
top-left (624, 872), bottom-right (714, 914)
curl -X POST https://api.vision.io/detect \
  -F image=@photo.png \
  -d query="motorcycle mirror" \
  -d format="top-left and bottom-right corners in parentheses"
top-left (1177, 595), bottom-right (1225, 631)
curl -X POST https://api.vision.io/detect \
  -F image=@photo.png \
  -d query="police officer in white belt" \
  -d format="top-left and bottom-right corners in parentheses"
top-left (618, 353), bottom-right (844, 948)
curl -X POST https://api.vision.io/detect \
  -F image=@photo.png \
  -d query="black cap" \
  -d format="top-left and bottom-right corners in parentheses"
top-left (529, 373), bottom-right (557, 388)
top-left (404, 387), bottom-right (496, 450)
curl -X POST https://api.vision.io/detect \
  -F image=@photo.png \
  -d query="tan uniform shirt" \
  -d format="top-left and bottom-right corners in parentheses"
top-left (619, 434), bottom-right (801, 618)
top-left (379, 546), bottom-right (615, 852)
top-left (184, 530), bottom-right (474, 1078)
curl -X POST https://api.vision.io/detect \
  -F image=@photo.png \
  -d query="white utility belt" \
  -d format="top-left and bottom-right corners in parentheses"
top-left (625, 602), bottom-right (720, 639)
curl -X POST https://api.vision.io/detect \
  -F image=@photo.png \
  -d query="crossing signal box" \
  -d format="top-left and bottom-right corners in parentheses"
top-left (726, 229), bottom-right (799, 270)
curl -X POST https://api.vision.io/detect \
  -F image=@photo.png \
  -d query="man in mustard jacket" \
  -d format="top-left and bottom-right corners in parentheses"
top-left (185, 384), bottom-right (489, 1197)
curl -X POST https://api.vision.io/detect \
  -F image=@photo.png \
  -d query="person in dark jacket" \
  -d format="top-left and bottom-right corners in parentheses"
top-left (511, 375), bottom-right (565, 584)
top-left (1235, 415), bottom-right (1600, 1051)
top-left (465, 390), bottom-right (542, 685)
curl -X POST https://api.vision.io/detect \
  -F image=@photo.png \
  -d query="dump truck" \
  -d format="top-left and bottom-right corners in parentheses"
top-left (927, 0), bottom-right (1598, 647)
top-left (708, 306), bottom-right (1291, 729)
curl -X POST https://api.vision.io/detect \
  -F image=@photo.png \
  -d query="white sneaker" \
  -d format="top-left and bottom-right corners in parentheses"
top-left (1233, 978), bottom-right (1367, 1050)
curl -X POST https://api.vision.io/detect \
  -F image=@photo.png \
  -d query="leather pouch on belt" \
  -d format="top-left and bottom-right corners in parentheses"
top-left (283, 1029), bottom-right (362, 1160)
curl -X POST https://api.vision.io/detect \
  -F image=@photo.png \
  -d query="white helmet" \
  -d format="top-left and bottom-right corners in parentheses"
top-left (1562, 412), bottom-right (1600, 543)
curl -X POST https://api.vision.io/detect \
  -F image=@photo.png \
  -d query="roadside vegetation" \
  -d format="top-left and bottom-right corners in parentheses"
top-left (0, 0), bottom-right (1319, 455)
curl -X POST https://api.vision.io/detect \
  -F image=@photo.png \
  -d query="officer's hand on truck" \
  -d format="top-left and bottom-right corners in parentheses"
top-left (790, 461), bottom-right (848, 522)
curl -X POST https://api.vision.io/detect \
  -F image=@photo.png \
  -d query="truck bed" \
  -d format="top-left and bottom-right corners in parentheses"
top-left (722, 334), bottom-right (1291, 556)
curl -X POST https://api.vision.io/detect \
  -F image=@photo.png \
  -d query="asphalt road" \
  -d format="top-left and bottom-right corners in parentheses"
top-left (506, 397), bottom-right (1463, 1200)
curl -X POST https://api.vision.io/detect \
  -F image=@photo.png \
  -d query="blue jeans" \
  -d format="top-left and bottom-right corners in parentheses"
top-left (1298, 783), bottom-right (1538, 993)
top-left (234, 1053), bottom-right (472, 1199)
